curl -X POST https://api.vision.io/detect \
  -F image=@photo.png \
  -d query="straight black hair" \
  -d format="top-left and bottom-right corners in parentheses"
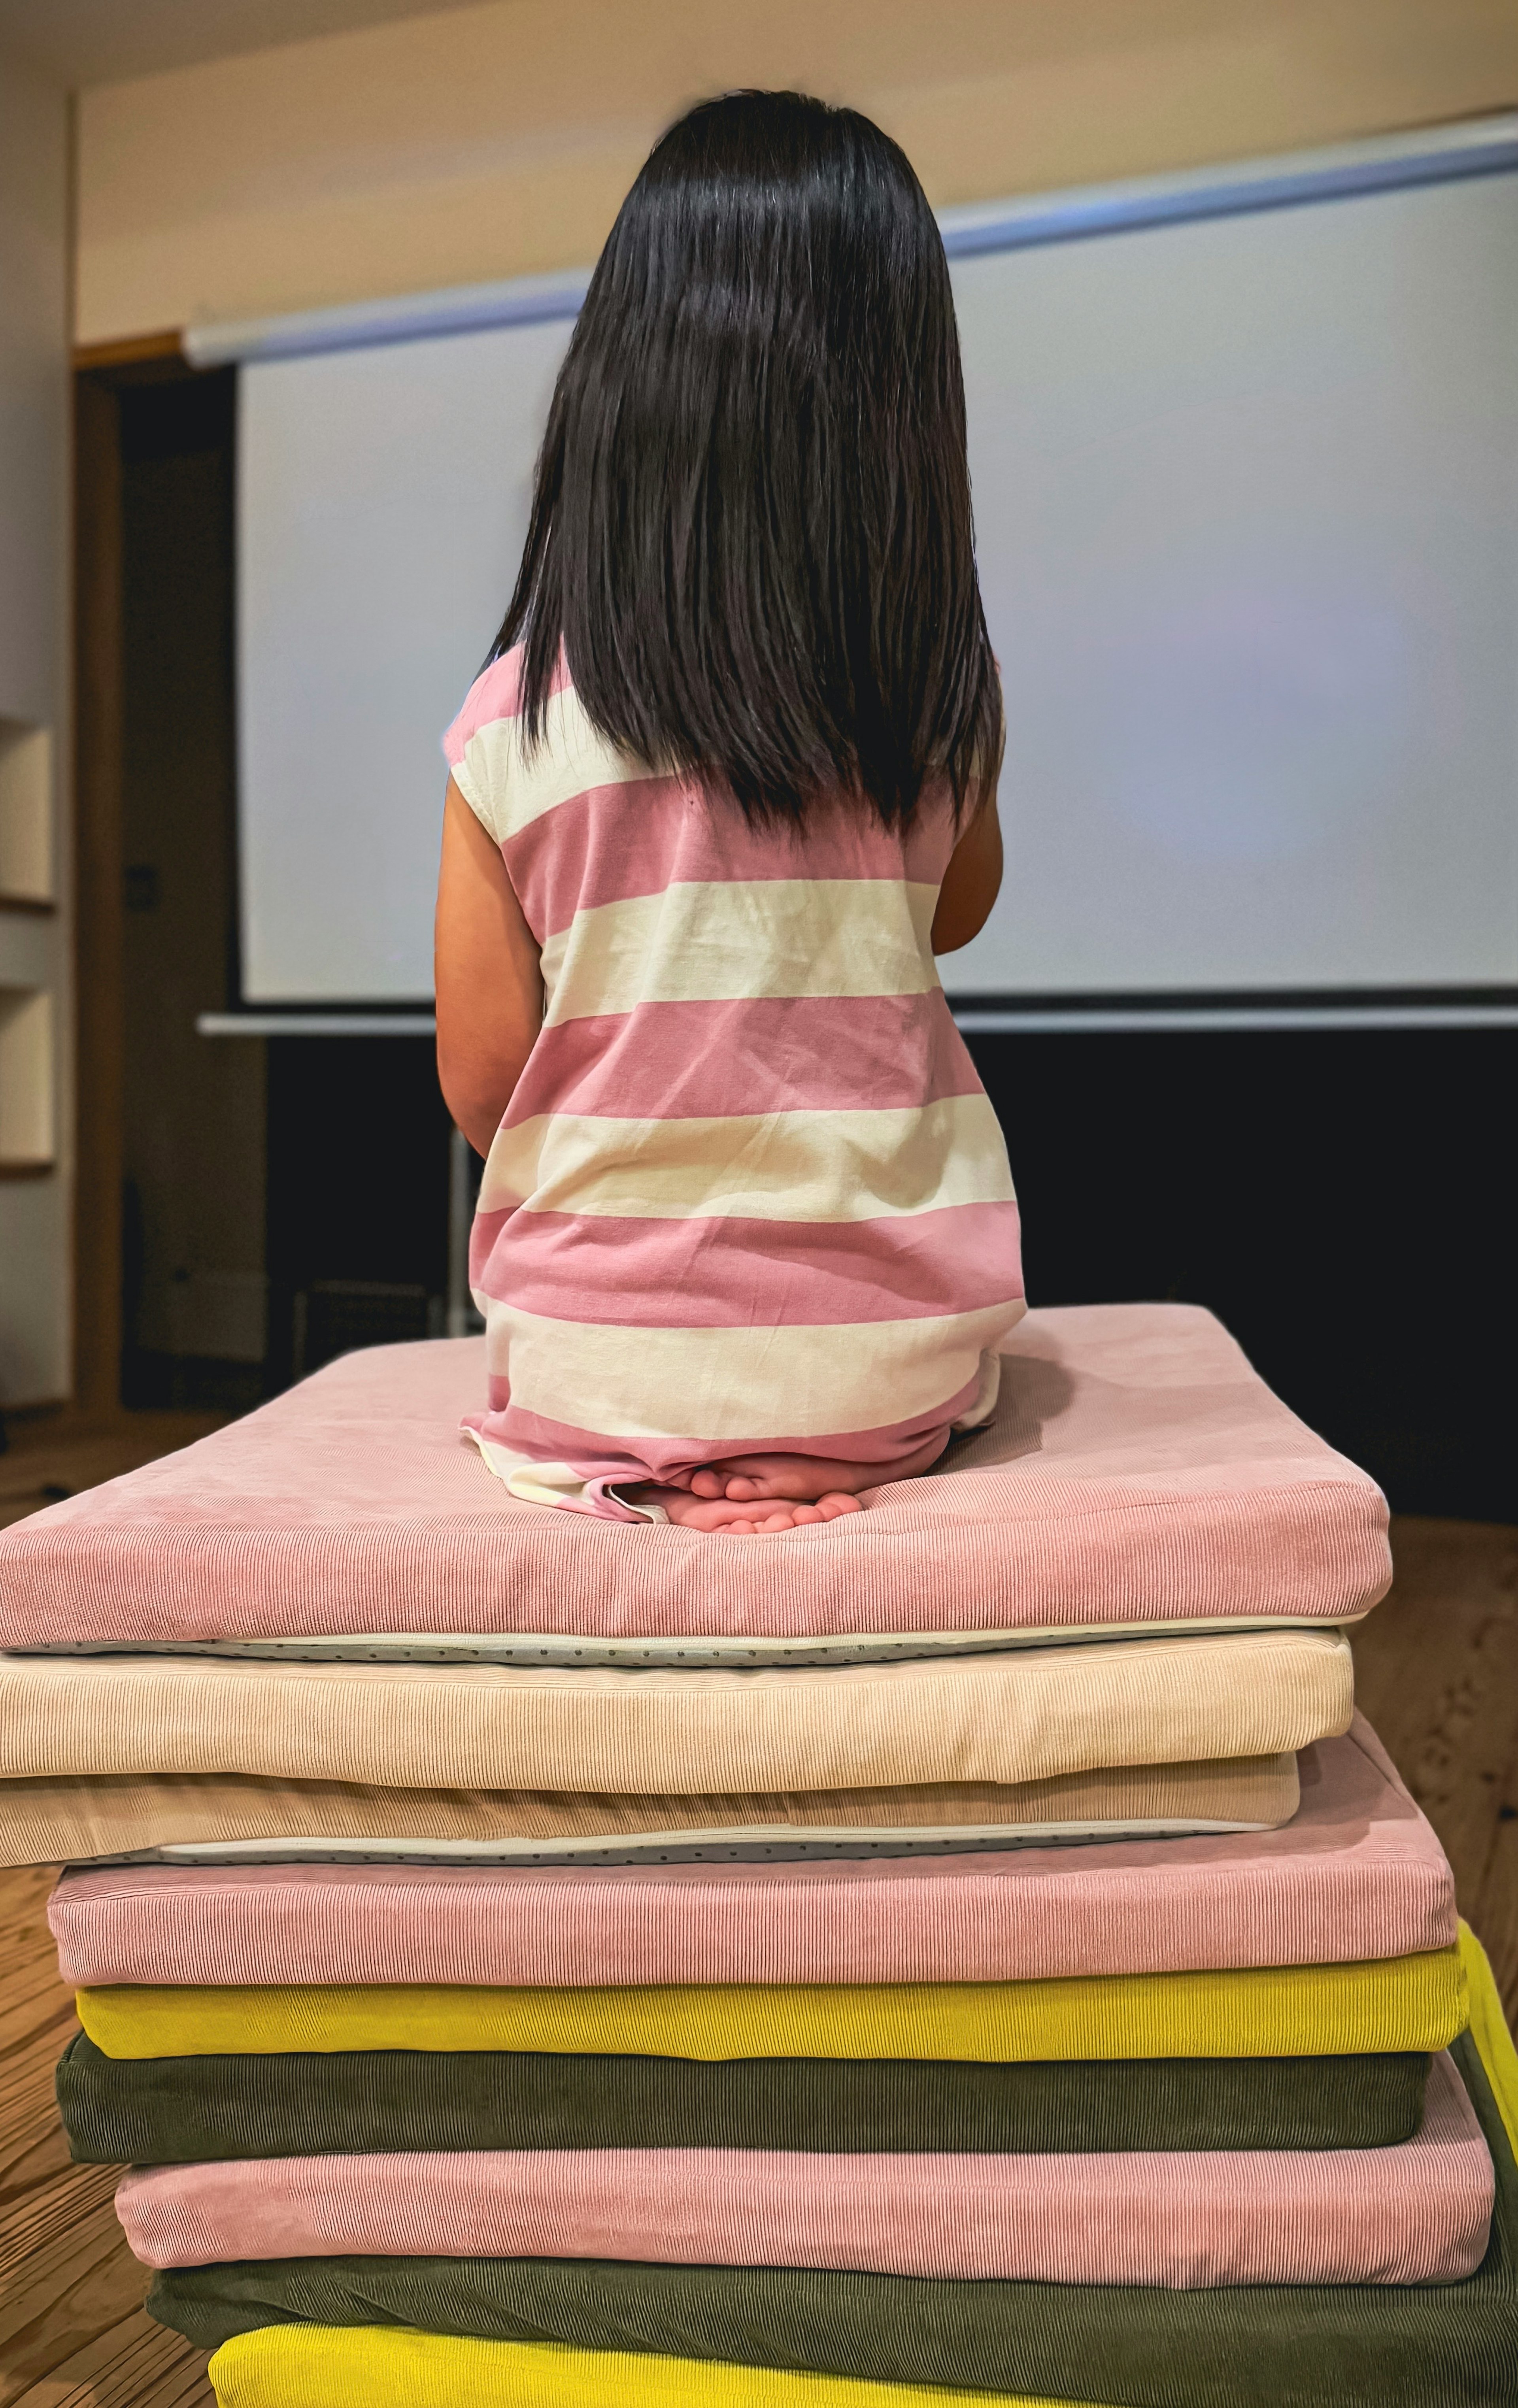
top-left (491, 89), bottom-right (1002, 830)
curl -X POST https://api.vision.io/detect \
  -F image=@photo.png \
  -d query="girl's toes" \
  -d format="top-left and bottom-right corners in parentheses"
top-left (817, 1492), bottom-right (863, 1520)
top-left (722, 1475), bottom-right (764, 1501)
top-left (676, 1497), bottom-right (739, 1530)
top-left (689, 1469), bottom-right (724, 1498)
top-left (789, 1504), bottom-right (824, 1525)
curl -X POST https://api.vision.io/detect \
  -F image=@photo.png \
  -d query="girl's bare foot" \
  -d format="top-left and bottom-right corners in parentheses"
top-left (685, 1435), bottom-right (946, 1505)
top-left (627, 1486), bottom-right (864, 1536)
top-left (626, 1436), bottom-right (946, 1532)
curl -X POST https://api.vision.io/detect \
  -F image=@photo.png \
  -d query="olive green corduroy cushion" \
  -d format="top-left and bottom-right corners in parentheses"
top-left (56, 2031), bottom-right (1431, 2162)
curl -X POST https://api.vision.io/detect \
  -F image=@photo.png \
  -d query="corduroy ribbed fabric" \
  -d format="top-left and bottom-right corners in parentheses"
top-left (0, 1629), bottom-right (1353, 1795)
top-left (46, 1723), bottom-right (1449, 1987)
top-left (151, 1954), bottom-right (1518, 2408)
top-left (114, 2050), bottom-right (1492, 2284)
top-left (208, 2328), bottom-right (1112, 2408)
top-left (152, 2042), bottom-right (1518, 2403)
top-left (76, 1942), bottom-right (1465, 2063)
top-left (0, 1750), bottom-right (1302, 1873)
top-left (0, 1308), bottom-right (1393, 1650)
top-left (57, 2034), bottom-right (1432, 2163)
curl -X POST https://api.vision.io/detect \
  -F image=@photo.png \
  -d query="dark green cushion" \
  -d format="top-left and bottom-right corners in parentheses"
top-left (59, 2032), bottom-right (1428, 2162)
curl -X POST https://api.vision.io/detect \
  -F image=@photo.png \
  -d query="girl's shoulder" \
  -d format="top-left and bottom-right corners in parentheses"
top-left (444, 646), bottom-right (962, 881)
top-left (442, 644), bottom-right (580, 845)
top-left (446, 646), bottom-right (525, 751)
top-left (445, 641), bottom-right (576, 751)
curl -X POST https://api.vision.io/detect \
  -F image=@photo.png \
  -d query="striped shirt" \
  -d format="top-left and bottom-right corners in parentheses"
top-left (444, 648), bottom-right (1024, 1516)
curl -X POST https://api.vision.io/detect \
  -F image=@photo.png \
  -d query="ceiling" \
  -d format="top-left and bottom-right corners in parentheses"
top-left (0, 0), bottom-right (479, 87)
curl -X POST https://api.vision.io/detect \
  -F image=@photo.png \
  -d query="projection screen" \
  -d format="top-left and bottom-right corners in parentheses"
top-left (234, 143), bottom-right (1518, 1006)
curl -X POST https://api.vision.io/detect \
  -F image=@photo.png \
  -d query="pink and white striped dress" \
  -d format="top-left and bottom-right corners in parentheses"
top-left (444, 649), bottom-right (1025, 1521)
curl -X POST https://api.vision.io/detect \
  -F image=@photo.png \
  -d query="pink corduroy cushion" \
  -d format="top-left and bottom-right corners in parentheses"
top-left (113, 2050), bottom-right (1493, 2285)
top-left (47, 1717), bottom-right (1452, 1989)
top-left (0, 1305), bottom-right (1390, 1647)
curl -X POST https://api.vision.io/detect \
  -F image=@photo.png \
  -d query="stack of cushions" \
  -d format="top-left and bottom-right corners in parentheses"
top-left (0, 1304), bottom-right (1379, 1871)
top-left (1, 1302), bottom-right (1514, 2406)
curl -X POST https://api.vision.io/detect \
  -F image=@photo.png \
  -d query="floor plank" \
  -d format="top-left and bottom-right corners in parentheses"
top-left (9, 2310), bottom-right (212, 2408)
top-left (0, 1417), bottom-right (225, 1534)
top-left (0, 1430), bottom-right (1513, 2402)
top-left (0, 1856), bottom-right (209, 2405)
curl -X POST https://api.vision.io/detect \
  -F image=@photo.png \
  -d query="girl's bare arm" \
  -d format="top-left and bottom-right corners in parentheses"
top-left (931, 782), bottom-right (1003, 953)
top-left (434, 778), bottom-right (544, 1157)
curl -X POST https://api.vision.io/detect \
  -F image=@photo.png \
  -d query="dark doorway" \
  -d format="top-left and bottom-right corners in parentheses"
top-left (76, 358), bottom-right (454, 1417)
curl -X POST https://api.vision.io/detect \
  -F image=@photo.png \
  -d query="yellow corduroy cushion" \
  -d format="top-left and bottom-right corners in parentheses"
top-left (1461, 1920), bottom-right (1518, 2158)
top-left (208, 2324), bottom-right (1116, 2408)
top-left (77, 1942), bottom-right (1465, 2063)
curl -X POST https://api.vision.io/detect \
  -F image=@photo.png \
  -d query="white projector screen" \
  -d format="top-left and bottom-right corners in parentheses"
top-left (238, 315), bottom-right (573, 1002)
top-left (236, 157), bottom-right (1518, 1005)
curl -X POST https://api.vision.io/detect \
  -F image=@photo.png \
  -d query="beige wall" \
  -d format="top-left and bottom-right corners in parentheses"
top-left (77, 0), bottom-right (1518, 345)
top-left (0, 49), bottom-right (72, 1400)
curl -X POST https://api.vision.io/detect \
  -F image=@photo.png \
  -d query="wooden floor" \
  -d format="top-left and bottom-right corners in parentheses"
top-left (0, 1417), bottom-right (1514, 2405)
top-left (0, 1415), bottom-right (226, 1537)
top-left (1353, 1515), bottom-right (1518, 2016)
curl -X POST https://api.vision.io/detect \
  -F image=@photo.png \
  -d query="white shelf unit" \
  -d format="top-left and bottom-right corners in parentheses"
top-left (0, 986), bottom-right (53, 1170)
top-left (0, 718), bottom-right (57, 1181)
top-left (0, 60), bottom-right (70, 1408)
top-left (0, 718), bottom-right (54, 908)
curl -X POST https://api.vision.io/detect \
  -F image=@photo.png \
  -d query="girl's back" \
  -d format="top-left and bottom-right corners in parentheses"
top-left (436, 91), bottom-right (1025, 1529)
top-left (446, 649), bottom-right (1023, 1516)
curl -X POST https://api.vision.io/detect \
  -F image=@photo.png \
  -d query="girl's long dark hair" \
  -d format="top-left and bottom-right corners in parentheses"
top-left (492, 89), bottom-right (1002, 831)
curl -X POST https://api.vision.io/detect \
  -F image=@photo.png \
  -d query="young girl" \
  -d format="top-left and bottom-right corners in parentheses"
top-left (436, 91), bottom-right (1023, 1536)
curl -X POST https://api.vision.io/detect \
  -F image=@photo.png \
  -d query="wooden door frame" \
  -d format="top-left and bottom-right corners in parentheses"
top-left (69, 332), bottom-right (189, 1423)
